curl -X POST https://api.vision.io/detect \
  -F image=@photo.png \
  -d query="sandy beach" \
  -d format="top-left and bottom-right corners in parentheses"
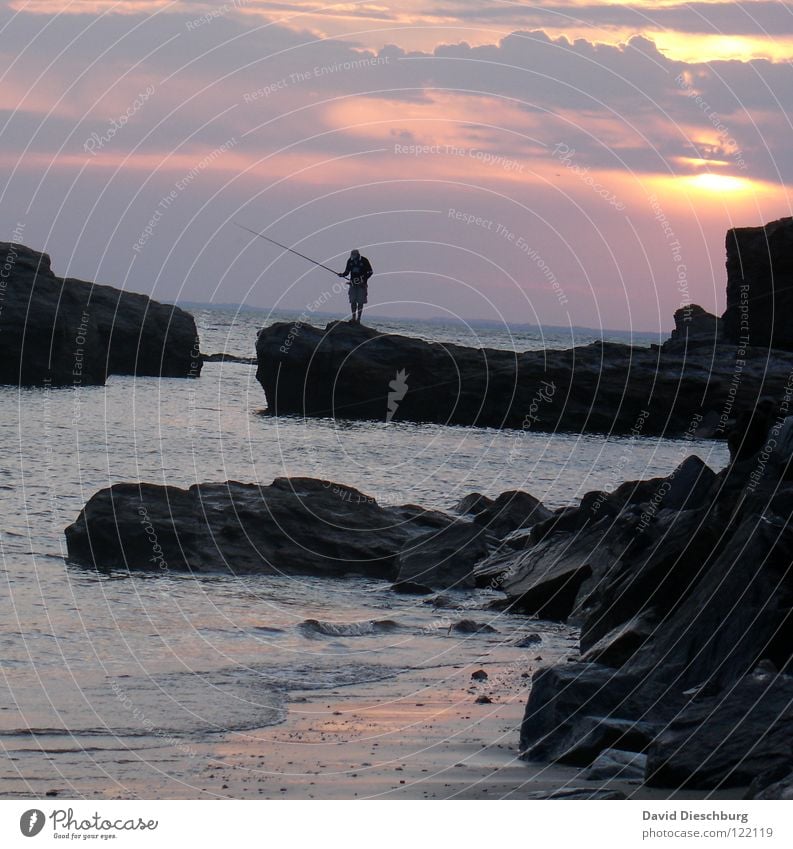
top-left (1, 629), bottom-right (739, 801)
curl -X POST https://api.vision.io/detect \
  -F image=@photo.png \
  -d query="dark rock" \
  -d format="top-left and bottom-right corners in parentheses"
top-left (255, 319), bottom-right (793, 436)
top-left (520, 663), bottom-right (678, 764)
top-left (423, 593), bottom-right (456, 608)
top-left (723, 217), bottom-right (793, 350)
top-left (662, 304), bottom-right (722, 352)
top-left (454, 493), bottom-right (494, 515)
top-left (747, 767), bottom-right (793, 800)
top-left (492, 456), bottom-right (717, 642)
top-left (583, 749), bottom-right (648, 782)
top-left (65, 477), bottom-right (452, 578)
top-left (395, 520), bottom-right (495, 589)
top-left (495, 519), bottom-right (613, 619)
top-left (202, 353), bottom-right (256, 365)
top-left (496, 527), bottom-right (536, 552)
top-left (0, 242), bottom-right (201, 385)
top-left (452, 619), bottom-right (497, 634)
top-left (623, 507), bottom-right (793, 691)
top-left (580, 610), bottom-right (658, 667)
top-left (475, 695), bottom-right (493, 704)
top-left (391, 581), bottom-right (434, 595)
top-left (575, 506), bottom-right (717, 654)
top-left (471, 669), bottom-right (488, 681)
top-left (515, 454), bottom-right (793, 786)
top-left (472, 490), bottom-right (553, 538)
top-left (727, 399), bottom-right (778, 461)
top-left (523, 788), bottom-right (627, 800)
top-left (514, 633), bottom-right (543, 648)
top-left (646, 674), bottom-right (793, 789)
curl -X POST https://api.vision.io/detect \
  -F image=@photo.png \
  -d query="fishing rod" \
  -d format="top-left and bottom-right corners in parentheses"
top-left (233, 222), bottom-right (339, 275)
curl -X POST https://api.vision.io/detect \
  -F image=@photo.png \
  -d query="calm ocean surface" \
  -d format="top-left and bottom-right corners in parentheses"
top-left (0, 307), bottom-right (728, 793)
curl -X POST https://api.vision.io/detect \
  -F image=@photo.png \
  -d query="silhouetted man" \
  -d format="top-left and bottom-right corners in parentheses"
top-left (338, 249), bottom-right (373, 324)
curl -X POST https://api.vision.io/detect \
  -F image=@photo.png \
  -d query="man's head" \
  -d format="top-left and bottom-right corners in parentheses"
top-left (350, 249), bottom-right (360, 259)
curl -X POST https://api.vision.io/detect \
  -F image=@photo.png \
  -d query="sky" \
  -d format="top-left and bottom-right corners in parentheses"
top-left (1, 1), bottom-right (791, 333)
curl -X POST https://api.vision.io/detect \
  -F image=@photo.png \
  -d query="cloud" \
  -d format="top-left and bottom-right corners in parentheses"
top-left (427, 2), bottom-right (793, 37)
top-left (1, 6), bottom-right (791, 329)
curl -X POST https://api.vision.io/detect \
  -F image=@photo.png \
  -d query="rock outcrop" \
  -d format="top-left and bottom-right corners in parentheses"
top-left (0, 242), bottom-right (201, 385)
top-left (662, 304), bottom-right (722, 351)
top-left (514, 446), bottom-right (793, 789)
top-left (66, 476), bottom-right (554, 589)
top-left (255, 319), bottom-right (793, 437)
top-left (65, 477), bottom-right (454, 579)
top-left (723, 217), bottom-right (793, 350)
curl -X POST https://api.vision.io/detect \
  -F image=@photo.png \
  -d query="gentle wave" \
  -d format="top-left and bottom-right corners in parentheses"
top-left (297, 618), bottom-right (404, 638)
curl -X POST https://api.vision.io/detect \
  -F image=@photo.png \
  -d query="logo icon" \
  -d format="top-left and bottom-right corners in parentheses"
top-left (20, 809), bottom-right (45, 837)
top-left (386, 369), bottom-right (409, 422)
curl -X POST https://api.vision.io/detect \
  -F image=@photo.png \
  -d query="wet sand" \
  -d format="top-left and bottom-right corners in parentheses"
top-left (3, 635), bottom-right (741, 800)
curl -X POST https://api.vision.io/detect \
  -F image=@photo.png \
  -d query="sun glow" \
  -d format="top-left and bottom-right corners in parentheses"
top-left (685, 173), bottom-right (755, 193)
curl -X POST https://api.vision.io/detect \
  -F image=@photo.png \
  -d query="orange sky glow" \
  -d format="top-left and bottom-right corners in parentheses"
top-left (1, 0), bottom-right (791, 329)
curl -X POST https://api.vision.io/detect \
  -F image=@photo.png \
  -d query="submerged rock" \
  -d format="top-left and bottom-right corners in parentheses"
top-left (452, 619), bottom-right (497, 634)
top-left (0, 242), bottom-right (201, 385)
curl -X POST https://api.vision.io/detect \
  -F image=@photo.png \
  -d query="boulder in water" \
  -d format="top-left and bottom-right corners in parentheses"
top-left (65, 477), bottom-right (453, 578)
top-left (0, 242), bottom-right (201, 385)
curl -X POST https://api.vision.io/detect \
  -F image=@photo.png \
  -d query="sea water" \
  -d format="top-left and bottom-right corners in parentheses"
top-left (0, 308), bottom-right (728, 795)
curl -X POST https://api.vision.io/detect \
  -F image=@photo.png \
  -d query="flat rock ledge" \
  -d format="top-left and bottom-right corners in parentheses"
top-left (255, 318), bottom-right (793, 437)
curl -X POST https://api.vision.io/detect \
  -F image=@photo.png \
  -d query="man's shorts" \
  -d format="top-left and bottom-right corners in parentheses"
top-left (348, 283), bottom-right (368, 307)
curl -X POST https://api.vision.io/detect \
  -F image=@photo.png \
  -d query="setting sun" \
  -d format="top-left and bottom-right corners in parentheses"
top-left (685, 172), bottom-right (755, 193)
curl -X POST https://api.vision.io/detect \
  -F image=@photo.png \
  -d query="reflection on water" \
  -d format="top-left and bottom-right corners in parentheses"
top-left (0, 310), bottom-right (727, 783)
